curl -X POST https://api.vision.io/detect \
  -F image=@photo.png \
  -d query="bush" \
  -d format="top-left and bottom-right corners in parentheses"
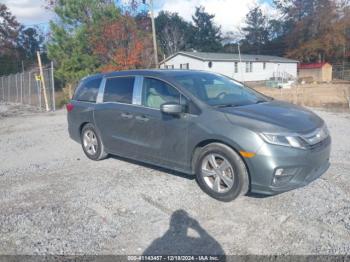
top-left (55, 85), bottom-right (73, 108)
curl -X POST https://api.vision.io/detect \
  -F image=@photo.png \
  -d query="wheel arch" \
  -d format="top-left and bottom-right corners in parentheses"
top-left (191, 139), bottom-right (252, 191)
top-left (79, 122), bottom-right (104, 145)
top-left (79, 122), bottom-right (90, 135)
top-left (79, 121), bottom-right (108, 160)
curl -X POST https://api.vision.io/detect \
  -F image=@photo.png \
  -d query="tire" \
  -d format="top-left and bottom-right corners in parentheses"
top-left (81, 123), bottom-right (108, 161)
top-left (195, 143), bottom-right (249, 202)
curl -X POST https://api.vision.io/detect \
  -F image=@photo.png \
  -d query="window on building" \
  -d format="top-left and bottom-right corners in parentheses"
top-left (103, 77), bottom-right (135, 104)
top-left (234, 62), bottom-right (238, 73)
top-left (263, 62), bottom-right (266, 70)
top-left (142, 78), bottom-right (180, 109)
top-left (165, 65), bottom-right (174, 69)
top-left (180, 63), bottom-right (189, 69)
top-left (208, 61), bottom-right (213, 68)
top-left (74, 77), bottom-right (102, 103)
top-left (246, 62), bottom-right (253, 73)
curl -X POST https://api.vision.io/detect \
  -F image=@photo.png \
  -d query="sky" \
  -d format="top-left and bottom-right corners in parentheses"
top-left (153, 0), bottom-right (275, 33)
top-left (1, 0), bottom-right (274, 33)
top-left (1, 0), bottom-right (52, 26)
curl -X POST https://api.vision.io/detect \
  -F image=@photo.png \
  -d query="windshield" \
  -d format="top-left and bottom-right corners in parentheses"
top-left (172, 72), bottom-right (269, 107)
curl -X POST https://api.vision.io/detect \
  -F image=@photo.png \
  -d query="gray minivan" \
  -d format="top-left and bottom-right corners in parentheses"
top-left (67, 70), bottom-right (331, 201)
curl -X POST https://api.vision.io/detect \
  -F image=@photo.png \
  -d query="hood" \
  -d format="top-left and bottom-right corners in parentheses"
top-left (221, 100), bottom-right (324, 134)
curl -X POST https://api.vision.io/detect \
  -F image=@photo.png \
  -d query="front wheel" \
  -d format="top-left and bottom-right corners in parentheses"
top-left (195, 143), bottom-right (249, 202)
top-left (81, 123), bottom-right (108, 161)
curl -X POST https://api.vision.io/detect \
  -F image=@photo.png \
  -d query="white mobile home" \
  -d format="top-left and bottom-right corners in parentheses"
top-left (159, 51), bottom-right (298, 82)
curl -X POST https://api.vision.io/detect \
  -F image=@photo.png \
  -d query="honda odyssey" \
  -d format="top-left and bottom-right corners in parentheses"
top-left (67, 70), bottom-right (331, 201)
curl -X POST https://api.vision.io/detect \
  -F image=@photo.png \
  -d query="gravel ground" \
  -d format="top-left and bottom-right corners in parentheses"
top-left (0, 103), bottom-right (349, 255)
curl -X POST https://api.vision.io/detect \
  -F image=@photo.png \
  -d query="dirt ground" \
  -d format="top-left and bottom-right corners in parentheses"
top-left (250, 82), bottom-right (350, 109)
top-left (0, 103), bottom-right (350, 256)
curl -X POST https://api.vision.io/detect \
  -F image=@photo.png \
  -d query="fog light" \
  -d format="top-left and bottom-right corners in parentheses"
top-left (275, 168), bottom-right (285, 177)
top-left (273, 167), bottom-right (301, 185)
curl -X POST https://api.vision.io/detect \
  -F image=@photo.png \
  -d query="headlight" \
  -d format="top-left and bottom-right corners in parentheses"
top-left (260, 133), bottom-right (306, 149)
top-left (322, 124), bottom-right (329, 137)
top-left (300, 124), bottom-right (330, 145)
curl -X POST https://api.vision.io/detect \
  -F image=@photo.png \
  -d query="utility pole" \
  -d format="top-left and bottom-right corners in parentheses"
top-left (342, 26), bottom-right (346, 80)
top-left (37, 51), bottom-right (49, 111)
top-left (51, 61), bottom-right (56, 111)
top-left (143, 0), bottom-right (158, 68)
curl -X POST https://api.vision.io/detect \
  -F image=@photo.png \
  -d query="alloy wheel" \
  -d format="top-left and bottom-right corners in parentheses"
top-left (83, 130), bottom-right (98, 156)
top-left (201, 153), bottom-right (235, 193)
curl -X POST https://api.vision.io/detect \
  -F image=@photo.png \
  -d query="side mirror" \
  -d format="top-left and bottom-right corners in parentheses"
top-left (160, 102), bottom-right (183, 115)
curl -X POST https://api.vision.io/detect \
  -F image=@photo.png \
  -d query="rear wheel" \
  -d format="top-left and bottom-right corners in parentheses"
top-left (195, 143), bottom-right (249, 202)
top-left (81, 123), bottom-right (108, 161)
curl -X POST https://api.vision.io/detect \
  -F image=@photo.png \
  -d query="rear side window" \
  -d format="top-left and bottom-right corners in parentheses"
top-left (104, 77), bottom-right (135, 104)
top-left (74, 78), bottom-right (102, 102)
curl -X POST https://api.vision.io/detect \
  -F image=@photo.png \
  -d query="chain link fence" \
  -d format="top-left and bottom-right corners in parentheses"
top-left (333, 62), bottom-right (350, 81)
top-left (0, 63), bottom-right (55, 111)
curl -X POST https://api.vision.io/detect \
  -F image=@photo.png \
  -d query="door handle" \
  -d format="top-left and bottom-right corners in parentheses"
top-left (121, 112), bottom-right (133, 119)
top-left (135, 115), bottom-right (149, 122)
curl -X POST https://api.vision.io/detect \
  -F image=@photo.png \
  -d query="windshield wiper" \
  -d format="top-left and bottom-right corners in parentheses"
top-left (215, 103), bottom-right (238, 108)
top-left (255, 100), bottom-right (267, 104)
top-left (215, 100), bottom-right (267, 108)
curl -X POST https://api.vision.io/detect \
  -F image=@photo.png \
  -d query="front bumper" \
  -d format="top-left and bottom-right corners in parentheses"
top-left (248, 136), bottom-right (331, 195)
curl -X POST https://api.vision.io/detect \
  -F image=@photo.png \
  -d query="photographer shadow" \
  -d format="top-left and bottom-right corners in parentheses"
top-left (143, 209), bottom-right (225, 260)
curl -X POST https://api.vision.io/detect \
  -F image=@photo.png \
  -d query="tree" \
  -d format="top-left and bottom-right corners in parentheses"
top-left (334, 0), bottom-right (350, 62)
top-left (17, 27), bottom-right (46, 68)
top-left (47, 0), bottom-right (154, 94)
top-left (0, 4), bottom-right (46, 75)
top-left (90, 15), bottom-right (146, 72)
top-left (155, 11), bottom-right (193, 57)
top-left (240, 6), bottom-right (269, 54)
top-left (0, 4), bottom-right (21, 74)
top-left (265, 18), bottom-right (291, 56)
top-left (134, 11), bottom-right (154, 68)
top-left (47, 0), bottom-right (119, 86)
top-left (47, 0), bottom-right (117, 26)
top-left (274, 0), bottom-right (348, 62)
top-left (48, 23), bottom-right (98, 88)
top-left (191, 6), bottom-right (222, 52)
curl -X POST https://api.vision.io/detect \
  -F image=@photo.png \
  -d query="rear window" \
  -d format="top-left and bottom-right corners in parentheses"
top-left (104, 77), bottom-right (135, 104)
top-left (74, 78), bottom-right (102, 103)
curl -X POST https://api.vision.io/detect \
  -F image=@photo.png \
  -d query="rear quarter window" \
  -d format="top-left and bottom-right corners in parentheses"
top-left (103, 77), bottom-right (135, 104)
top-left (74, 78), bottom-right (102, 103)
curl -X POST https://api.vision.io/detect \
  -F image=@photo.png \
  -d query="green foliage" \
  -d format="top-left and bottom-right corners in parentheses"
top-left (155, 11), bottom-right (193, 57)
top-left (273, 0), bottom-right (349, 62)
top-left (47, 23), bottom-right (98, 84)
top-left (240, 7), bottom-right (269, 54)
top-left (3, 0), bottom-right (348, 80)
top-left (18, 28), bottom-right (44, 60)
top-left (53, 0), bottom-right (118, 26)
top-left (47, 0), bottom-right (120, 85)
top-left (18, 27), bottom-right (46, 70)
top-left (191, 6), bottom-right (222, 52)
top-left (0, 4), bottom-right (20, 75)
top-left (0, 4), bottom-right (46, 75)
top-left (237, 0), bottom-right (350, 62)
top-left (235, 5), bottom-right (291, 56)
top-left (155, 7), bottom-right (224, 56)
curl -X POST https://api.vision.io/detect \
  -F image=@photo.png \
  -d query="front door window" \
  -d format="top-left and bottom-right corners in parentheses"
top-left (142, 78), bottom-right (180, 109)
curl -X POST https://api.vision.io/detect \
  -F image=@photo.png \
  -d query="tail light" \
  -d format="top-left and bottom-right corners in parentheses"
top-left (66, 103), bottom-right (74, 112)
